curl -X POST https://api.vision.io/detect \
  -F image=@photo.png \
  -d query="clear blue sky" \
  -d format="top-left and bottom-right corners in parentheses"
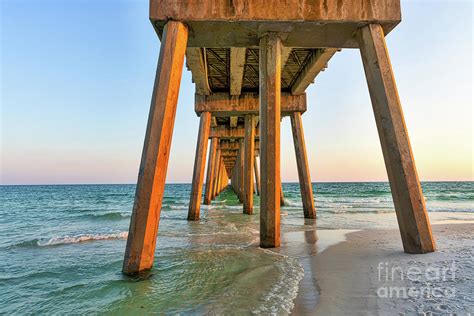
top-left (1, 0), bottom-right (472, 184)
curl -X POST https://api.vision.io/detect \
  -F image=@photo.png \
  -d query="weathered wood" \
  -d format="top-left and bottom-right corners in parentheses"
top-left (259, 33), bottom-right (281, 248)
top-left (221, 149), bottom-right (259, 157)
top-left (358, 24), bottom-right (435, 254)
top-left (280, 180), bottom-right (285, 206)
top-left (238, 139), bottom-right (244, 202)
top-left (188, 112), bottom-right (211, 221)
top-left (290, 112), bottom-right (316, 218)
top-left (230, 116), bottom-right (238, 128)
top-left (219, 140), bottom-right (260, 151)
top-left (195, 92), bottom-right (306, 116)
top-left (212, 149), bottom-right (221, 199)
top-left (216, 160), bottom-right (222, 195)
top-left (281, 47), bottom-right (292, 71)
top-left (254, 156), bottom-right (260, 196)
top-left (209, 125), bottom-right (259, 139)
top-left (186, 48), bottom-right (211, 95)
top-left (204, 137), bottom-right (218, 204)
top-left (123, 21), bottom-right (188, 274)
top-left (151, 0), bottom-right (401, 48)
top-left (230, 48), bottom-right (247, 95)
top-left (291, 48), bottom-right (338, 95)
top-left (243, 114), bottom-right (255, 214)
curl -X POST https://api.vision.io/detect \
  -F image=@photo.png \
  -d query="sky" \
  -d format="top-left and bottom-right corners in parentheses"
top-left (1, 0), bottom-right (472, 185)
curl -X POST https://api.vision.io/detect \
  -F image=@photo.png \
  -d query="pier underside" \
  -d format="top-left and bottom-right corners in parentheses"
top-left (123, 0), bottom-right (435, 275)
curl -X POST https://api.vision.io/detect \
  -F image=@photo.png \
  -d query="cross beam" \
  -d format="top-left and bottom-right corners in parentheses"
top-left (209, 125), bottom-right (260, 139)
top-left (195, 92), bottom-right (306, 116)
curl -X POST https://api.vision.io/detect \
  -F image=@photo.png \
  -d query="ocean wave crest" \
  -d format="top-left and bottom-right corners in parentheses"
top-left (84, 212), bottom-right (130, 220)
top-left (10, 232), bottom-right (129, 248)
top-left (37, 232), bottom-right (128, 246)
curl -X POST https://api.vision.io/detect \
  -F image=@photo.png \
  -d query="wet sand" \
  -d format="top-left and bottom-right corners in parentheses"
top-left (275, 223), bottom-right (474, 315)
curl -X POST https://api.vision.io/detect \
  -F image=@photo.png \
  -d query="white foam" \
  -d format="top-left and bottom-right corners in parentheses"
top-left (37, 231), bottom-right (128, 246)
top-left (252, 250), bottom-right (305, 314)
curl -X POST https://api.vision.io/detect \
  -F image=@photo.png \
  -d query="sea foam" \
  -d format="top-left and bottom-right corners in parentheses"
top-left (37, 231), bottom-right (128, 246)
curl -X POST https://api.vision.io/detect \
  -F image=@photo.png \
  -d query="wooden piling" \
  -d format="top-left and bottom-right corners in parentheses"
top-left (259, 33), bottom-right (281, 248)
top-left (280, 181), bottom-right (285, 206)
top-left (357, 24), bottom-right (435, 254)
top-left (188, 112), bottom-right (211, 220)
top-left (290, 112), bottom-right (316, 218)
top-left (123, 21), bottom-right (188, 274)
top-left (216, 160), bottom-right (221, 196)
top-left (204, 137), bottom-right (218, 205)
top-left (212, 149), bottom-right (221, 200)
top-left (243, 114), bottom-right (255, 214)
top-left (238, 139), bottom-right (244, 202)
top-left (254, 156), bottom-right (260, 196)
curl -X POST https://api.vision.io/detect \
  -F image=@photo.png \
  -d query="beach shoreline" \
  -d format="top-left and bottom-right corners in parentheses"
top-left (277, 223), bottom-right (474, 315)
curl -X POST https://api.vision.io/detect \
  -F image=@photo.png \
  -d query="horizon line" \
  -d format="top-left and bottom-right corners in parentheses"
top-left (1, 179), bottom-right (472, 186)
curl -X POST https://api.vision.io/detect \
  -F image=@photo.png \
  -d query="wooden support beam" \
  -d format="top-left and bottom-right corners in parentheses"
top-left (151, 2), bottom-right (401, 48)
top-left (254, 156), bottom-right (260, 196)
top-left (219, 140), bottom-right (260, 150)
top-left (243, 114), bottom-right (255, 214)
top-left (230, 116), bottom-right (238, 128)
top-left (123, 21), bottom-right (188, 274)
top-left (280, 181), bottom-right (285, 206)
top-left (358, 24), bottom-right (435, 254)
top-left (290, 48), bottom-right (338, 95)
top-left (196, 92), bottom-right (306, 116)
top-left (221, 152), bottom-right (238, 158)
top-left (230, 48), bottom-right (247, 95)
top-left (238, 139), bottom-right (244, 202)
top-left (221, 149), bottom-right (259, 157)
top-left (204, 137), bottom-right (218, 205)
top-left (188, 112), bottom-right (211, 221)
top-left (216, 160), bottom-right (222, 196)
top-left (186, 48), bottom-right (211, 95)
top-left (259, 33), bottom-right (281, 248)
top-left (212, 149), bottom-right (221, 200)
top-left (281, 47), bottom-right (292, 70)
top-left (209, 125), bottom-right (259, 139)
top-left (290, 112), bottom-right (316, 218)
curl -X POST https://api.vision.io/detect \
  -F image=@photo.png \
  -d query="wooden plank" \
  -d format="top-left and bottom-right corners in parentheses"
top-left (358, 24), bottom-right (435, 254)
top-left (123, 21), bottom-right (188, 274)
top-left (204, 137), bottom-right (218, 205)
top-left (243, 114), bottom-right (255, 214)
top-left (186, 48), bottom-right (211, 95)
top-left (188, 112), bottom-right (211, 220)
top-left (195, 92), bottom-right (306, 116)
top-left (291, 48), bottom-right (338, 95)
top-left (259, 33), bottom-right (281, 248)
top-left (230, 48), bottom-right (247, 95)
top-left (254, 156), bottom-right (260, 196)
top-left (290, 112), bottom-right (316, 218)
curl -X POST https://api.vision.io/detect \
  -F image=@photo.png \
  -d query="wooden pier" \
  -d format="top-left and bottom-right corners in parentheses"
top-left (123, 0), bottom-right (436, 274)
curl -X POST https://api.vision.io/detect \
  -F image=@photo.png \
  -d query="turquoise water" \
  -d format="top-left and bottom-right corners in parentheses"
top-left (0, 182), bottom-right (472, 314)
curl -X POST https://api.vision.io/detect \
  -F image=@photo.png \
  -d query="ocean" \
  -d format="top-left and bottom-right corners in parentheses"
top-left (0, 182), bottom-right (472, 314)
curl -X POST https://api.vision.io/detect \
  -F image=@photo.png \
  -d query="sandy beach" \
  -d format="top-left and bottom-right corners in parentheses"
top-left (275, 223), bottom-right (474, 315)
